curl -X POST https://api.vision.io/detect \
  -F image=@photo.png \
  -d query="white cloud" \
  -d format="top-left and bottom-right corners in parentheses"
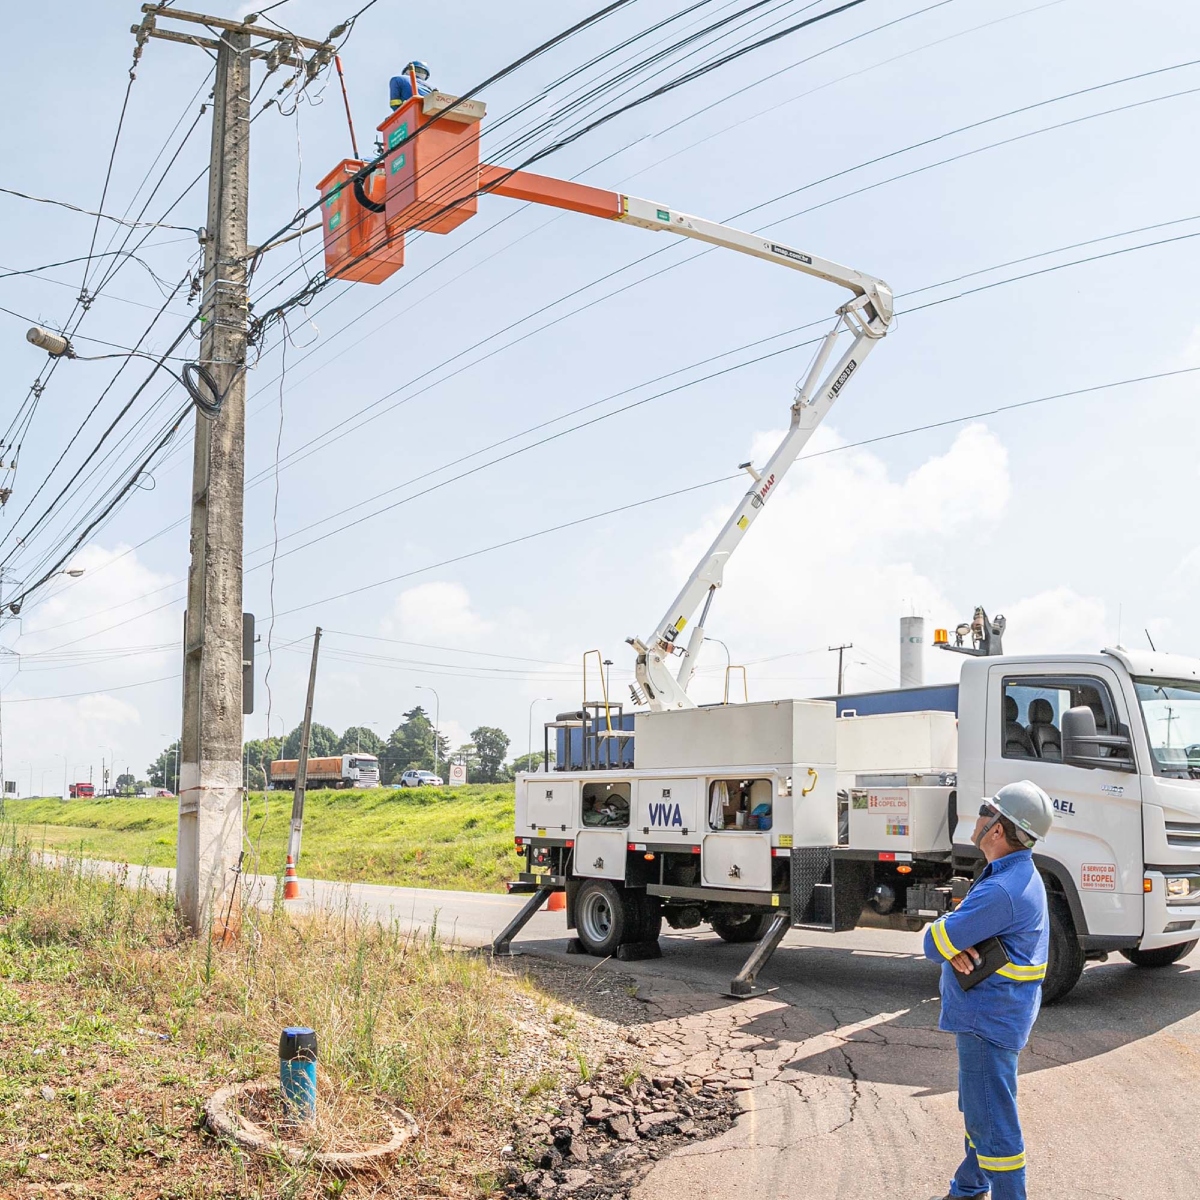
top-left (667, 423), bottom-right (1011, 701)
top-left (4, 543), bottom-right (181, 793)
top-left (383, 581), bottom-right (492, 645)
top-left (1000, 587), bottom-right (1110, 655)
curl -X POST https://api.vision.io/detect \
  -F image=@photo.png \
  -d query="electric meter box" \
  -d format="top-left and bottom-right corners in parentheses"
top-left (847, 783), bottom-right (953, 853)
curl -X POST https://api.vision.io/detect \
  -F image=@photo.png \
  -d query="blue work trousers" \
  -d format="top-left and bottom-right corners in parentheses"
top-left (948, 1032), bottom-right (1026, 1199)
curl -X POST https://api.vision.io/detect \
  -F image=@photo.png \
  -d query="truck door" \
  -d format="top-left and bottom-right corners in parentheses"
top-left (984, 664), bottom-right (1143, 938)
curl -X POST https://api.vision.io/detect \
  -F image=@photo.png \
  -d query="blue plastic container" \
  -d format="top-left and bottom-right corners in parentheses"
top-left (279, 1026), bottom-right (318, 1120)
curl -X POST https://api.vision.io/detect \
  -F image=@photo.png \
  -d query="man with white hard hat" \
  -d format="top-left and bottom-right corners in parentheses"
top-left (923, 779), bottom-right (1054, 1200)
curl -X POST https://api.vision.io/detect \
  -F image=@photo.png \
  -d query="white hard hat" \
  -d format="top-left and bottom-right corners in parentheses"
top-left (986, 780), bottom-right (1054, 844)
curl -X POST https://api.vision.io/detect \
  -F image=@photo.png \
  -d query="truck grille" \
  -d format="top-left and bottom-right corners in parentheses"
top-left (1165, 821), bottom-right (1200, 849)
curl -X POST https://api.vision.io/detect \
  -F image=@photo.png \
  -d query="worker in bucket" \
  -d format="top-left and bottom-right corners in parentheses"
top-left (389, 60), bottom-right (432, 109)
top-left (922, 780), bottom-right (1052, 1200)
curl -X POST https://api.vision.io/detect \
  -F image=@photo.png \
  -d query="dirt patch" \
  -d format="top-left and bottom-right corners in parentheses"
top-left (493, 957), bottom-right (739, 1200)
top-left (505, 1071), bottom-right (738, 1200)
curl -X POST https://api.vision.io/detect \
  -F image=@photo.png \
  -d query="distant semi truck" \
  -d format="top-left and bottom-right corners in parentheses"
top-left (69, 782), bottom-right (95, 799)
top-left (268, 754), bottom-right (380, 790)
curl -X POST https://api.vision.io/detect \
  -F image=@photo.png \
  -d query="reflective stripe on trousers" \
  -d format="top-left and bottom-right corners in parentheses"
top-left (949, 1032), bottom-right (1026, 1199)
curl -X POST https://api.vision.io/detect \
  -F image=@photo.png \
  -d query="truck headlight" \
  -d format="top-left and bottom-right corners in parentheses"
top-left (1165, 876), bottom-right (1198, 901)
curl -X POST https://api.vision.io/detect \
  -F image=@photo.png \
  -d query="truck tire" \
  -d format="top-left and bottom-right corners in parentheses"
top-left (575, 880), bottom-right (640, 956)
top-left (637, 893), bottom-right (663, 944)
top-left (710, 912), bottom-right (774, 944)
top-left (1042, 896), bottom-right (1085, 1004)
top-left (1119, 940), bottom-right (1198, 968)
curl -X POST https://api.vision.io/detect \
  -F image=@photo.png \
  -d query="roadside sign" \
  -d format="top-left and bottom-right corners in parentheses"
top-left (448, 762), bottom-right (467, 787)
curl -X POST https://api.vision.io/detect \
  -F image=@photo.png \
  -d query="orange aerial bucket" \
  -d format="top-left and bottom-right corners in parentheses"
top-left (315, 159), bottom-right (405, 284)
top-left (378, 92), bottom-right (486, 236)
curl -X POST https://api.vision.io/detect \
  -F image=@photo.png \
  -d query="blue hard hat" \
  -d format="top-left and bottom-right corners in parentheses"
top-left (405, 60), bottom-right (431, 80)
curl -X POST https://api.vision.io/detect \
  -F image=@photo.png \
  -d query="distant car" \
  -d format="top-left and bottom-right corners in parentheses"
top-left (400, 769), bottom-right (443, 787)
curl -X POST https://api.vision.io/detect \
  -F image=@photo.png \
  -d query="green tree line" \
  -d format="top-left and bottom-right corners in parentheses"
top-left (147, 706), bottom-right (550, 791)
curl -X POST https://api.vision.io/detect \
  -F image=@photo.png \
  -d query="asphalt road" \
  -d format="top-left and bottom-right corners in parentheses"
top-left (87, 863), bottom-right (1200, 1199)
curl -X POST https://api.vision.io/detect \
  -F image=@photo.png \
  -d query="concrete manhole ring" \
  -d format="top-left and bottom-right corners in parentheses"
top-left (204, 1078), bottom-right (417, 1175)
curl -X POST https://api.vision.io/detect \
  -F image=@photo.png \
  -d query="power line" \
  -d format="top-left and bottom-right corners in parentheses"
top-left (0, 185), bottom-right (197, 233)
top-left (236, 58), bottom-right (1200, 498)
top-left (264, 361), bottom-right (1200, 625)
top-left (1, 673), bottom-right (181, 704)
top-left (24, 209), bottom-right (1197, 633)
top-left (271, 472), bottom-right (743, 618)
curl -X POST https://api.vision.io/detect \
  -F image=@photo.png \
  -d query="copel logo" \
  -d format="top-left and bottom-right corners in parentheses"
top-left (649, 802), bottom-right (683, 828)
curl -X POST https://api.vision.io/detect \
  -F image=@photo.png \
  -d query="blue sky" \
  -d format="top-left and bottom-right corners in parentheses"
top-left (1, 0), bottom-right (1197, 792)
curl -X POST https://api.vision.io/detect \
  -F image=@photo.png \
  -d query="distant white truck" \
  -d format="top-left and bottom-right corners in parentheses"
top-left (504, 646), bottom-right (1200, 1002)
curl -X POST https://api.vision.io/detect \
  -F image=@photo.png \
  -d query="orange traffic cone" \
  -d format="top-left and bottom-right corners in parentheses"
top-left (283, 854), bottom-right (300, 900)
top-left (547, 890), bottom-right (566, 912)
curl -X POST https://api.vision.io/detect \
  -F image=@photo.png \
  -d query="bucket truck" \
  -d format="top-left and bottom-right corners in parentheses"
top-left (311, 91), bottom-right (1200, 1002)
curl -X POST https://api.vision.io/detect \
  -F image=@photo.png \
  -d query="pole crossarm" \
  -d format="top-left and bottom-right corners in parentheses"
top-left (135, 25), bottom-right (306, 69)
top-left (139, 3), bottom-right (334, 51)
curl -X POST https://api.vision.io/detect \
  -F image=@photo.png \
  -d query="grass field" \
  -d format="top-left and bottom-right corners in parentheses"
top-left (0, 837), bottom-right (583, 1198)
top-left (5, 784), bottom-right (518, 893)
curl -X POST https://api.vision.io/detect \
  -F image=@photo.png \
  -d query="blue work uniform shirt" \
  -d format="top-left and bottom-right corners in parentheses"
top-left (389, 75), bottom-right (433, 108)
top-left (923, 849), bottom-right (1049, 1051)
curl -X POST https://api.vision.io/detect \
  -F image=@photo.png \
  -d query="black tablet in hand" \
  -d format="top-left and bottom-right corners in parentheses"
top-left (952, 935), bottom-right (1011, 991)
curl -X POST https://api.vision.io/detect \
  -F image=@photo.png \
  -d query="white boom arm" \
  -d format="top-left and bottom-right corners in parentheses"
top-left (616, 196), bottom-right (893, 711)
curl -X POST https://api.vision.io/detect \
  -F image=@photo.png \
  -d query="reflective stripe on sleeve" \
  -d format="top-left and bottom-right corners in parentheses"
top-left (978, 1150), bottom-right (1026, 1172)
top-left (930, 919), bottom-right (960, 959)
top-left (996, 961), bottom-right (1047, 982)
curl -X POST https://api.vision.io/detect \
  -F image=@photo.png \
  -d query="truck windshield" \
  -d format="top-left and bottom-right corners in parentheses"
top-left (1134, 678), bottom-right (1200, 778)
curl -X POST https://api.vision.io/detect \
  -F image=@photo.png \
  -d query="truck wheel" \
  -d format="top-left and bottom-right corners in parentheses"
top-left (710, 912), bottom-right (774, 943)
top-left (1120, 940), bottom-right (1198, 968)
top-left (1041, 896), bottom-right (1085, 1004)
top-left (575, 880), bottom-right (638, 956)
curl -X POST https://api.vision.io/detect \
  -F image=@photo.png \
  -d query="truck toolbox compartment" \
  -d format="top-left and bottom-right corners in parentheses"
top-left (702, 833), bottom-right (772, 890)
top-left (528, 778), bottom-right (578, 833)
top-left (634, 777), bottom-right (700, 840)
top-left (574, 830), bottom-right (628, 880)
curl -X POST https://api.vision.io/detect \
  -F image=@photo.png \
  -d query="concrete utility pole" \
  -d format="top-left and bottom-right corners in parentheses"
top-left (287, 627), bottom-right (322, 868)
top-left (829, 643), bottom-right (853, 696)
top-left (133, 6), bottom-right (332, 933)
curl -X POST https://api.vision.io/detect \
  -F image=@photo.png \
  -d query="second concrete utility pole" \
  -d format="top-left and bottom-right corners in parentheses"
top-left (288, 627), bottom-right (322, 868)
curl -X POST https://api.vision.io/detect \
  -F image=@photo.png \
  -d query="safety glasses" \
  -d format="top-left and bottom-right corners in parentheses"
top-left (978, 803), bottom-right (998, 819)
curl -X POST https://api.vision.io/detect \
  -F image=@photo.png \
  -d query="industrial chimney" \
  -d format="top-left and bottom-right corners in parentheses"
top-left (900, 615), bottom-right (925, 687)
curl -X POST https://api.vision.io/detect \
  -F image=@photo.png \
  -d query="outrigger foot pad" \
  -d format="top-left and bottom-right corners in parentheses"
top-left (615, 941), bottom-right (663, 961)
top-left (725, 980), bottom-right (779, 999)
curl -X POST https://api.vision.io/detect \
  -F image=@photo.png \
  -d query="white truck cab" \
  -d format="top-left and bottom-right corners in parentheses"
top-left (958, 649), bottom-right (1200, 963)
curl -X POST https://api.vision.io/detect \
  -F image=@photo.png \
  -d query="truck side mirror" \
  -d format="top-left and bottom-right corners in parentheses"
top-left (1062, 706), bottom-right (1136, 772)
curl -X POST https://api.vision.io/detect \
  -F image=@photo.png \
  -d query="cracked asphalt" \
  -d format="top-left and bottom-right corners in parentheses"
top-left (515, 923), bottom-right (1200, 1200)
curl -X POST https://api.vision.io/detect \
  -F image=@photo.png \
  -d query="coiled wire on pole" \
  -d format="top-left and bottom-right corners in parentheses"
top-left (182, 360), bottom-right (240, 419)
